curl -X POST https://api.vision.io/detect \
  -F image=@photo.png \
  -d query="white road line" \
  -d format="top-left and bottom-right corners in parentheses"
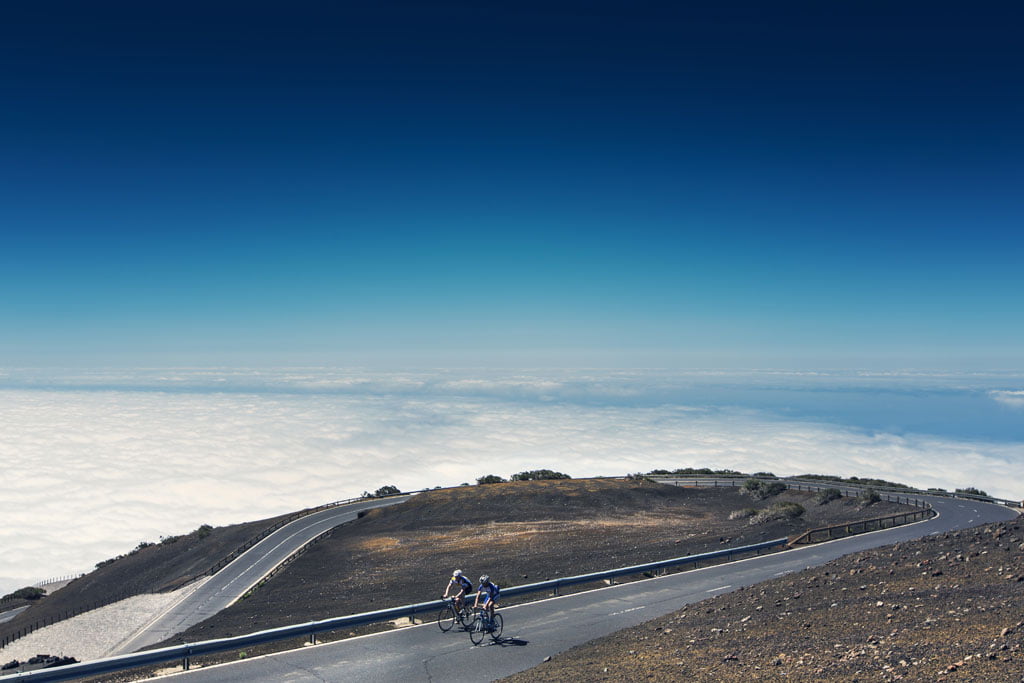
top-left (609, 606), bottom-right (646, 616)
top-left (707, 585), bottom-right (732, 593)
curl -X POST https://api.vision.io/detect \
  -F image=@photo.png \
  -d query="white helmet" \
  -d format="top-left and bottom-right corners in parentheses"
top-left (480, 575), bottom-right (489, 583)
top-left (453, 569), bottom-right (462, 577)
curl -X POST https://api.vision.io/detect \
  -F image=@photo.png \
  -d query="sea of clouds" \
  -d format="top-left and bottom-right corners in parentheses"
top-left (2, 367), bottom-right (1022, 596)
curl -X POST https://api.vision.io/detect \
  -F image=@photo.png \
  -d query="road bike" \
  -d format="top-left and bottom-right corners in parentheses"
top-left (468, 607), bottom-right (503, 645)
top-left (437, 596), bottom-right (473, 632)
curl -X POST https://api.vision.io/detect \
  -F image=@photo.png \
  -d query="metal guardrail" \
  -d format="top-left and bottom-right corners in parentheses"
top-left (652, 475), bottom-right (1020, 508)
top-left (787, 508), bottom-right (936, 546)
top-left (3, 537), bottom-right (786, 681)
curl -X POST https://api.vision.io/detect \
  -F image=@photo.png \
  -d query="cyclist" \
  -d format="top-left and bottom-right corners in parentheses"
top-left (443, 569), bottom-right (474, 612)
top-left (473, 574), bottom-right (500, 625)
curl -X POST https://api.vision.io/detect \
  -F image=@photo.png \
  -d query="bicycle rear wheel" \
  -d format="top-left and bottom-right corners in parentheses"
top-left (437, 605), bottom-right (456, 632)
top-left (469, 614), bottom-right (485, 645)
top-left (489, 613), bottom-right (503, 641)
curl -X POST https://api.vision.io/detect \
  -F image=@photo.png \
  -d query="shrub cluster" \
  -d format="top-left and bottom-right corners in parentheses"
top-left (362, 485), bottom-right (401, 498)
top-left (797, 473), bottom-right (912, 490)
top-left (742, 478), bottom-right (786, 500)
top-left (510, 469), bottom-right (571, 481)
top-left (648, 467), bottom-right (744, 477)
top-left (749, 502), bottom-right (805, 525)
top-left (814, 487), bottom-right (843, 505)
top-left (728, 508), bottom-right (757, 520)
top-left (858, 487), bottom-right (881, 506)
top-left (955, 486), bottom-right (990, 497)
top-left (476, 474), bottom-right (506, 485)
top-left (1, 586), bottom-right (46, 601)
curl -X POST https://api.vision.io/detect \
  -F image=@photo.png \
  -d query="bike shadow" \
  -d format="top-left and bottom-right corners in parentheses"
top-left (489, 637), bottom-right (528, 647)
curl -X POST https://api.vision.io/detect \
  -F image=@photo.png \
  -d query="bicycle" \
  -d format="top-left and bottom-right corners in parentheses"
top-left (468, 607), bottom-right (503, 645)
top-left (437, 596), bottom-right (473, 632)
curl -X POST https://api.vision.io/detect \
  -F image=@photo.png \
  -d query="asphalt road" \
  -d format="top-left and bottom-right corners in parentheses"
top-left (110, 496), bottom-right (411, 656)
top-left (149, 493), bottom-right (1018, 682)
top-left (0, 606), bottom-right (30, 625)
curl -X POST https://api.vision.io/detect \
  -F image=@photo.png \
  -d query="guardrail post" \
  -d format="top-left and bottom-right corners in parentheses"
top-left (183, 647), bottom-right (191, 671)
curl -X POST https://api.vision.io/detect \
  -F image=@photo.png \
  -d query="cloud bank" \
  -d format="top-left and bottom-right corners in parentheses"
top-left (2, 368), bottom-right (1023, 596)
top-left (991, 390), bottom-right (1024, 409)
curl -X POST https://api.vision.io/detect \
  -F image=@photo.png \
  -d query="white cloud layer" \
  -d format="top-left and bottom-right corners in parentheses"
top-left (2, 368), bottom-right (1023, 596)
top-left (991, 390), bottom-right (1024, 408)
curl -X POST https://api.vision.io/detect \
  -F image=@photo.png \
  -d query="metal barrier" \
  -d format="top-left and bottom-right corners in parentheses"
top-left (787, 508), bottom-right (935, 546)
top-left (4, 537), bottom-right (786, 681)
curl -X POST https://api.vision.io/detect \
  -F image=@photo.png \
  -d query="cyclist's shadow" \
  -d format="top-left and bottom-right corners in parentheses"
top-left (489, 636), bottom-right (528, 647)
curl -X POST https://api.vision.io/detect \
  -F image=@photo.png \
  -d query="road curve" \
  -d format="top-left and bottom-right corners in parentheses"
top-left (111, 496), bottom-right (411, 656)
top-left (148, 493), bottom-right (1017, 682)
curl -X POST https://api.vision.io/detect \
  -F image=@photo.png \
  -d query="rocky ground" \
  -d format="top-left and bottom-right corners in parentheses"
top-left (504, 518), bottom-right (1024, 682)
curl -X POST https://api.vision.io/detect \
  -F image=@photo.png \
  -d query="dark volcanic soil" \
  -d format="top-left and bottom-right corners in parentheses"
top-left (504, 519), bottom-right (1024, 682)
top-left (162, 479), bottom-right (911, 646)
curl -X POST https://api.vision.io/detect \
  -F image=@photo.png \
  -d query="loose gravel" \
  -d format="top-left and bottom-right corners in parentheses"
top-left (0, 579), bottom-right (208, 664)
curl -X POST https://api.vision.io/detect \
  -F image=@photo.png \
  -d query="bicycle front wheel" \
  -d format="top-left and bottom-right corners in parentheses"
top-left (437, 605), bottom-right (456, 632)
top-left (489, 613), bottom-right (503, 641)
top-left (469, 615), bottom-right (485, 645)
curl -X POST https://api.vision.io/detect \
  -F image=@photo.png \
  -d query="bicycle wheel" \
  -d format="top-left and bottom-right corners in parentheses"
top-left (437, 605), bottom-right (456, 632)
top-left (469, 614), bottom-right (485, 645)
top-left (457, 606), bottom-right (472, 628)
top-left (489, 613), bottom-right (503, 641)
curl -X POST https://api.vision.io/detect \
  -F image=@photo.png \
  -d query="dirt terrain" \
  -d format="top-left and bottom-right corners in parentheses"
top-left (505, 518), bottom-right (1024, 682)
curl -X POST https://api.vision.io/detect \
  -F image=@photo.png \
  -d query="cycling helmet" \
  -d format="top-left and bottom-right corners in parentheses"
top-left (480, 575), bottom-right (489, 583)
top-left (453, 569), bottom-right (462, 577)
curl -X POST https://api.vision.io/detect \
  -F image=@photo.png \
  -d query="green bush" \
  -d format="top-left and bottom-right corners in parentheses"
top-left (195, 524), bottom-right (214, 539)
top-left (751, 471), bottom-right (777, 478)
top-left (476, 474), bottom-right (506, 485)
top-left (955, 487), bottom-right (989, 497)
top-left (362, 485), bottom-right (401, 498)
top-left (858, 488), bottom-right (881, 506)
top-left (510, 469), bottom-right (570, 481)
top-left (742, 479), bottom-right (786, 500)
top-left (669, 467), bottom-right (743, 476)
top-left (814, 488), bottom-right (843, 505)
top-left (2, 586), bottom-right (46, 601)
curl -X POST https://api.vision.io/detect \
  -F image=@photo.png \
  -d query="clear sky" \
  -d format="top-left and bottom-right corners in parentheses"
top-left (2, 1), bottom-right (1021, 368)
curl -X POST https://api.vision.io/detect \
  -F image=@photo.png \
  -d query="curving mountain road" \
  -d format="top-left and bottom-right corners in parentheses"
top-left (110, 496), bottom-right (411, 656)
top-left (148, 492), bottom-right (1018, 682)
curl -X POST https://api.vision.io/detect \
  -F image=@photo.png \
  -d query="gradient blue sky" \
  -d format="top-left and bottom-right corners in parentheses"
top-left (2, 2), bottom-right (1021, 368)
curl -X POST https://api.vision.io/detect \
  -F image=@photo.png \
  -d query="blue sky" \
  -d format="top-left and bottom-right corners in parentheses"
top-left (1, 2), bottom-right (1022, 368)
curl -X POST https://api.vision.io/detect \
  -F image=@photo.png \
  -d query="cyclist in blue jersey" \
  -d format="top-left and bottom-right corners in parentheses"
top-left (443, 569), bottom-right (474, 612)
top-left (473, 575), bottom-right (500, 624)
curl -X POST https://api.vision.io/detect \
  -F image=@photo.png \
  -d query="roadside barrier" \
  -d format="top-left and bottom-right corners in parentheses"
top-left (2, 537), bottom-right (786, 681)
top-left (787, 508), bottom-right (935, 546)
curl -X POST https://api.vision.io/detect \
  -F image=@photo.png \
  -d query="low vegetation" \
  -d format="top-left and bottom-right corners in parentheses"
top-left (858, 487), bottom-right (881, 506)
top-left (510, 469), bottom-right (571, 481)
top-left (361, 485), bottom-right (401, 498)
top-left (1, 587), bottom-right (45, 601)
top-left (814, 487), bottom-right (843, 505)
top-left (956, 486), bottom-right (990, 497)
top-left (742, 478), bottom-right (787, 500)
top-left (796, 473), bottom-right (913, 490)
top-left (749, 501), bottom-right (805, 524)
